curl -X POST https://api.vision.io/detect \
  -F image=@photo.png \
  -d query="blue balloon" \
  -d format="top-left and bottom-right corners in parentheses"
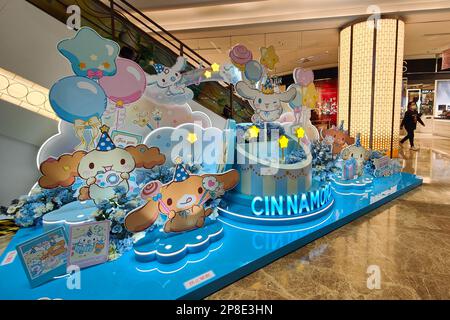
top-left (288, 84), bottom-right (303, 109)
top-left (244, 60), bottom-right (263, 82)
top-left (49, 76), bottom-right (107, 123)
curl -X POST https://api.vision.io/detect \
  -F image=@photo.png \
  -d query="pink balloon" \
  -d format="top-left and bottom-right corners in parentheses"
top-left (99, 58), bottom-right (146, 106)
top-left (293, 68), bottom-right (314, 86)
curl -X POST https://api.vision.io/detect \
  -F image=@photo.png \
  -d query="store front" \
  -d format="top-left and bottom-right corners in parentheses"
top-left (403, 58), bottom-right (450, 138)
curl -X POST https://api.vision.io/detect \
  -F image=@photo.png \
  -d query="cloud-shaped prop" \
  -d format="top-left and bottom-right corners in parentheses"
top-left (134, 220), bottom-right (223, 263)
top-left (129, 97), bottom-right (211, 131)
top-left (145, 82), bottom-right (194, 106)
top-left (37, 98), bottom-right (212, 170)
top-left (57, 27), bottom-right (120, 79)
top-left (143, 123), bottom-right (224, 172)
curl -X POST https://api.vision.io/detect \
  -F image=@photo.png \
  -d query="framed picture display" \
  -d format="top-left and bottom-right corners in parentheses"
top-left (68, 220), bottom-right (110, 269)
top-left (16, 227), bottom-right (68, 288)
top-left (110, 130), bottom-right (143, 148)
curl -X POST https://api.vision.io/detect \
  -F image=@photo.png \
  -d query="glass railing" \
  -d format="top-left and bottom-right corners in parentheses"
top-left (26, 0), bottom-right (253, 123)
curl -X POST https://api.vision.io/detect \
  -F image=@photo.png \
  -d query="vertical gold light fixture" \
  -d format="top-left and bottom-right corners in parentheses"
top-left (338, 17), bottom-right (404, 157)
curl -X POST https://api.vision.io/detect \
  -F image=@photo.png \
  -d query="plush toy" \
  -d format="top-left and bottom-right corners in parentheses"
top-left (340, 134), bottom-right (370, 177)
top-left (124, 161), bottom-right (239, 233)
top-left (321, 121), bottom-right (355, 155)
top-left (38, 125), bottom-right (166, 204)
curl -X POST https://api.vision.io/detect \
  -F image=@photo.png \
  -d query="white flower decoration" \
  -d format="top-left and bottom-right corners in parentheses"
top-left (202, 176), bottom-right (218, 191)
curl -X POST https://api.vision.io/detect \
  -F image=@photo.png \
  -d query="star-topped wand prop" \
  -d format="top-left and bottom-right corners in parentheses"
top-left (295, 127), bottom-right (305, 148)
top-left (279, 135), bottom-right (289, 163)
top-left (247, 125), bottom-right (260, 156)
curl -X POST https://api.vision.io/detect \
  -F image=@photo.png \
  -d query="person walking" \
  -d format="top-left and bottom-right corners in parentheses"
top-left (400, 102), bottom-right (425, 151)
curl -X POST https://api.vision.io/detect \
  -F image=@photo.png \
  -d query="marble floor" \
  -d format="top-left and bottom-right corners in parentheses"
top-left (1, 134), bottom-right (449, 299)
top-left (208, 133), bottom-right (450, 299)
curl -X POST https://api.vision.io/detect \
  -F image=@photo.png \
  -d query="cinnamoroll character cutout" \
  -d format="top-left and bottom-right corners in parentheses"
top-left (77, 141), bottom-right (135, 203)
top-left (235, 81), bottom-right (296, 123)
top-left (39, 125), bottom-right (166, 204)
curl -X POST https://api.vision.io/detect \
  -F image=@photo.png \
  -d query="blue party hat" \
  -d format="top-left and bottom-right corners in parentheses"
top-left (96, 125), bottom-right (116, 151)
top-left (339, 120), bottom-right (344, 131)
top-left (153, 63), bottom-right (166, 74)
top-left (173, 157), bottom-right (190, 182)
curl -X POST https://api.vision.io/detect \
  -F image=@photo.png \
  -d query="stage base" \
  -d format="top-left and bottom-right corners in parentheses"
top-left (0, 173), bottom-right (422, 299)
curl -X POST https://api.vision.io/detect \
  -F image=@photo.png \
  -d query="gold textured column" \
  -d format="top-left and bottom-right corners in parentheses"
top-left (338, 17), bottom-right (404, 157)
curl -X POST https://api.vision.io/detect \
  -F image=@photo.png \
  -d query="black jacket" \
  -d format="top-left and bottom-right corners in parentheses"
top-left (401, 110), bottom-right (424, 130)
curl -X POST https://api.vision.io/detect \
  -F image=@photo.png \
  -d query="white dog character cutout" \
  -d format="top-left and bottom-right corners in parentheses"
top-left (77, 126), bottom-right (135, 203)
top-left (235, 80), bottom-right (296, 123)
top-left (38, 125), bottom-right (167, 204)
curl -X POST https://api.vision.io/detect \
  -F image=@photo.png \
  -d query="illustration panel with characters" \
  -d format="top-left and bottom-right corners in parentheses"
top-left (16, 227), bottom-right (68, 288)
top-left (68, 220), bottom-right (110, 268)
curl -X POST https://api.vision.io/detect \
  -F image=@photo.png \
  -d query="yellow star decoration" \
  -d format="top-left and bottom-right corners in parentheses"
top-left (295, 127), bottom-right (305, 139)
top-left (248, 125), bottom-right (260, 139)
top-left (187, 132), bottom-right (198, 144)
top-left (211, 63), bottom-right (220, 72)
top-left (260, 45), bottom-right (280, 70)
top-left (279, 135), bottom-right (289, 149)
top-left (174, 156), bottom-right (183, 164)
top-left (100, 124), bottom-right (110, 133)
top-left (204, 70), bottom-right (212, 79)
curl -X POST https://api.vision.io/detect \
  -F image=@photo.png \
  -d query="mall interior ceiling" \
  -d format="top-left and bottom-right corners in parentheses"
top-left (124, 0), bottom-right (450, 76)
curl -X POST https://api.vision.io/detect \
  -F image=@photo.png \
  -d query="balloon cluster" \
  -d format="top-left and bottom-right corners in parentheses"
top-left (49, 27), bottom-right (147, 149)
top-left (229, 44), bottom-right (264, 85)
top-left (287, 68), bottom-right (319, 123)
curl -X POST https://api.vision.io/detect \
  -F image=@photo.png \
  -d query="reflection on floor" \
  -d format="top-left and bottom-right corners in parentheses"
top-left (208, 133), bottom-right (450, 299)
top-left (0, 234), bottom-right (13, 257)
top-left (0, 134), bottom-right (449, 299)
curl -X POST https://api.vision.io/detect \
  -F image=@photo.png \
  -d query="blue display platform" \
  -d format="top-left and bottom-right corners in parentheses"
top-left (0, 172), bottom-right (422, 300)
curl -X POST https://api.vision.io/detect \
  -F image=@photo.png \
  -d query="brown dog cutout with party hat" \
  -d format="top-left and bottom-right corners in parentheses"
top-left (125, 160), bottom-right (239, 233)
top-left (38, 125), bottom-right (166, 204)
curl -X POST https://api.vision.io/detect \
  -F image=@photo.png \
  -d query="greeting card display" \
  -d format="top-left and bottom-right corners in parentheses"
top-left (68, 220), bottom-right (110, 269)
top-left (16, 227), bottom-right (68, 288)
